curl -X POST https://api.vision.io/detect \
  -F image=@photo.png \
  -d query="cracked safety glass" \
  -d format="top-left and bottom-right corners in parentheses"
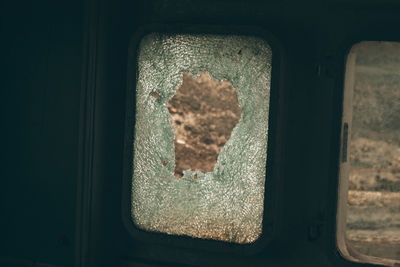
top-left (129, 33), bottom-right (272, 244)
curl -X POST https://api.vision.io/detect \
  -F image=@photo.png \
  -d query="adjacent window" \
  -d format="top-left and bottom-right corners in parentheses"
top-left (129, 33), bottom-right (272, 244)
top-left (337, 42), bottom-right (400, 265)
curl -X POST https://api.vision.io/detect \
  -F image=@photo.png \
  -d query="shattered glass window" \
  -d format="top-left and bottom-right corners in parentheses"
top-left (129, 33), bottom-right (272, 244)
top-left (338, 42), bottom-right (400, 264)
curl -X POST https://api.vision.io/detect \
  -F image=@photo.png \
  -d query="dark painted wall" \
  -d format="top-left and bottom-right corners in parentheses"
top-left (1, 0), bottom-right (83, 266)
top-left (1, 0), bottom-right (399, 266)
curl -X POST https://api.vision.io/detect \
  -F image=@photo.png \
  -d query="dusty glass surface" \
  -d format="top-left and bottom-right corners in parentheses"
top-left (130, 33), bottom-right (272, 244)
top-left (345, 42), bottom-right (400, 261)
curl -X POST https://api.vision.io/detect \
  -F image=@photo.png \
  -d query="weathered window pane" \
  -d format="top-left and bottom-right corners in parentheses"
top-left (130, 34), bottom-right (272, 244)
top-left (338, 42), bottom-right (400, 264)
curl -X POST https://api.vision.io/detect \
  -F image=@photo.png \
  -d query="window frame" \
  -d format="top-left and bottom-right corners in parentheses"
top-left (121, 24), bottom-right (286, 254)
top-left (331, 34), bottom-right (400, 267)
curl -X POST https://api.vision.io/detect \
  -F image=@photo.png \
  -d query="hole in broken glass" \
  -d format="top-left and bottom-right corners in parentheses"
top-left (168, 72), bottom-right (242, 178)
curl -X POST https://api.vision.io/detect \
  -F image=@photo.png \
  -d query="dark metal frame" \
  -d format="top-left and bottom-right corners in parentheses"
top-left (74, 1), bottom-right (400, 266)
